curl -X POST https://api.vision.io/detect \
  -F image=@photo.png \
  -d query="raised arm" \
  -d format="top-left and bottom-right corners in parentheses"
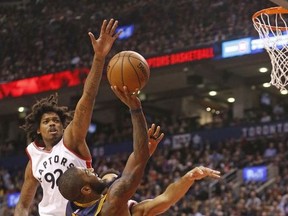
top-left (132, 166), bottom-right (221, 216)
top-left (64, 19), bottom-right (121, 156)
top-left (111, 85), bottom-right (149, 163)
top-left (14, 161), bottom-right (39, 216)
top-left (103, 86), bottom-right (149, 211)
top-left (147, 123), bottom-right (164, 156)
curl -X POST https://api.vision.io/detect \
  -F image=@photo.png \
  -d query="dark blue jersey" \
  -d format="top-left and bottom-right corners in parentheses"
top-left (65, 194), bottom-right (107, 216)
top-left (65, 175), bottom-right (120, 216)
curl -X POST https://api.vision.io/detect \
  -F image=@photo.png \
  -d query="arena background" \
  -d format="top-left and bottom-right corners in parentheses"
top-left (1, 0), bottom-right (288, 215)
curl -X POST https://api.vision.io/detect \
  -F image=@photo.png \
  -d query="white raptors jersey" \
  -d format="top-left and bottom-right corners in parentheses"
top-left (26, 138), bottom-right (92, 216)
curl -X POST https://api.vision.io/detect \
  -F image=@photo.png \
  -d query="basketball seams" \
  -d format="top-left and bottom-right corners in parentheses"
top-left (127, 56), bottom-right (150, 78)
top-left (127, 53), bottom-right (142, 89)
top-left (108, 54), bottom-right (120, 85)
top-left (106, 51), bottom-right (150, 93)
top-left (121, 52), bottom-right (125, 88)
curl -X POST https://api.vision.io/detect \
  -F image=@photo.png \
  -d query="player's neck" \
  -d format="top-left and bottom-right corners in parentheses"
top-left (73, 194), bottom-right (104, 207)
top-left (73, 199), bottom-right (99, 208)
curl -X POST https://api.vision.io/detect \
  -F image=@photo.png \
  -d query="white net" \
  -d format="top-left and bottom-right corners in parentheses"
top-left (252, 7), bottom-right (288, 91)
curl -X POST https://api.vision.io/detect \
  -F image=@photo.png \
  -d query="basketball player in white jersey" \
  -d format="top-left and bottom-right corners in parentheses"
top-left (14, 19), bottom-right (121, 216)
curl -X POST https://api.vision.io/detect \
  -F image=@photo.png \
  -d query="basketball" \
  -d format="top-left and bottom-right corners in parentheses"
top-left (107, 50), bottom-right (150, 93)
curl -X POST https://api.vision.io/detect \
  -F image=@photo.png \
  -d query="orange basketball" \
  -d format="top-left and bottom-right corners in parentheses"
top-left (107, 50), bottom-right (150, 93)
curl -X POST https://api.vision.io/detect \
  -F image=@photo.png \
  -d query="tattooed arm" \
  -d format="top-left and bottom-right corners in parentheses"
top-left (64, 19), bottom-right (121, 158)
top-left (101, 86), bottom-right (149, 215)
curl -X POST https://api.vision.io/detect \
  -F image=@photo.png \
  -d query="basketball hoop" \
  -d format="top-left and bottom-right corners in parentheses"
top-left (252, 6), bottom-right (288, 91)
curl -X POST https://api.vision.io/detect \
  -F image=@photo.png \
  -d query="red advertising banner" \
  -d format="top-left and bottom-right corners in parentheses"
top-left (0, 68), bottom-right (89, 100)
top-left (146, 47), bottom-right (214, 68)
top-left (0, 47), bottom-right (214, 100)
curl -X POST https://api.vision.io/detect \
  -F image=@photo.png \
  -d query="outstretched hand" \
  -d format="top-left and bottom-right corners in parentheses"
top-left (88, 19), bottom-right (122, 59)
top-left (111, 86), bottom-right (142, 110)
top-left (186, 166), bottom-right (221, 181)
top-left (148, 123), bottom-right (164, 156)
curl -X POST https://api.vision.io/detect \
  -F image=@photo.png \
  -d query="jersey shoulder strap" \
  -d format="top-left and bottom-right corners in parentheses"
top-left (94, 194), bottom-right (107, 216)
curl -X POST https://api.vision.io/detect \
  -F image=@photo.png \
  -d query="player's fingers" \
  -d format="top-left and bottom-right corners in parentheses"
top-left (88, 32), bottom-right (95, 42)
top-left (189, 168), bottom-right (202, 180)
top-left (151, 132), bottom-right (164, 141)
top-left (110, 85), bottom-right (117, 94)
top-left (205, 168), bottom-right (221, 177)
top-left (151, 125), bottom-right (161, 140)
top-left (110, 20), bottom-right (119, 34)
top-left (122, 86), bottom-right (130, 96)
top-left (123, 86), bottom-right (134, 98)
top-left (106, 18), bottom-right (114, 34)
top-left (158, 132), bottom-right (164, 141)
top-left (148, 124), bottom-right (155, 135)
top-left (101, 19), bottom-right (108, 34)
top-left (150, 123), bottom-right (156, 131)
top-left (197, 167), bottom-right (204, 175)
top-left (131, 88), bottom-right (140, 96)
top-left (194, 167), bottom-right (204, 176)
top-left (198, 166), bottom-right (205, 170)
top-left (153, 125), bottom-right (161, 137)
top-left (114, 29), bottom-right (122, 39)
top-left (152, 127), bottom-right (160, 138)
top-left (210, 170), bottom-right (221, 177)
top-left (148, 128), bottom-right (152, 136)
top-left (111, 86), bottom-right (123, 98)
top-left (208, 169), bottom-right (221, 178)
top-left (210, 173), bottom-right (221, 179)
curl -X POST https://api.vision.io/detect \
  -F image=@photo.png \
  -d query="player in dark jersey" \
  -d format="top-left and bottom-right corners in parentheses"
top-left (61, 163), bottom-right (220, 216)
top-left (64, 122), bottom-right (164, 216)
top-left (59, 87), bottom-right (221, 215)
top-left (59, 84), bottom-right (160, 215)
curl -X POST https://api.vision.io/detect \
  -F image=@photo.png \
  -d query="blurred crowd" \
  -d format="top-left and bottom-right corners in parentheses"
top-left (86, 99), bottom-right (288, 148)
top-left (0, 96), bottom-right (286, 157)
top-left (1, 121), bottom-right (288, 215)
top-left (0, 98), bottom-right (288, 215)
top-left (0, 0), bottom-right (273, 82)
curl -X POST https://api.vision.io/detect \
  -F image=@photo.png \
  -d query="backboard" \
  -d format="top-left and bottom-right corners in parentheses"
top-left (270, 0), bottom-right (288, 8)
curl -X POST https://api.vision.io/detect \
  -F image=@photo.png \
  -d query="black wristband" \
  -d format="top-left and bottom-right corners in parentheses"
top-left (130, 108), bottom-right (142, 114)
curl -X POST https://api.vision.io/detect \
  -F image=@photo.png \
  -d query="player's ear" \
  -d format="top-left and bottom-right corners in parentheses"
top-left (81, 185), bottom-right (92, 195)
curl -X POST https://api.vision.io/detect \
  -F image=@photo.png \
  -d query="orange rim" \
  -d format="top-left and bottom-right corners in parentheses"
top-left (252, 6), bottom-right (288, 31)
